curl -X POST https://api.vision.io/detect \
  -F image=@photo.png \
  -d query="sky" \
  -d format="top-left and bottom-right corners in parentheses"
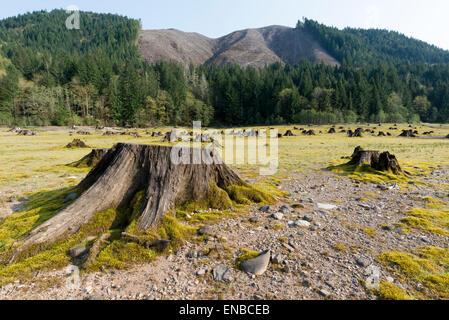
top-left (1, 0), bottom-right (449, 50)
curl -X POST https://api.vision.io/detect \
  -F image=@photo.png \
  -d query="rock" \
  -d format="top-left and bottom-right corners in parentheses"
top-left (198, 226), bottom-right (214, 236)
top-left (83, 286), bottom-right (93, 294)
top-left (64, 192), bottom-right (78, 203)
top-left (302, 279), bottom-right (311, 288)
top-left (288, 220), bottom-right (311, 228)
top-left (213, 265), bottom-right (233, 282)
top-left (249, 217), bottom-right (259, 223)
top-left (259, 206), bottom-right (271, 213)
top-left (271, 212), bottom-right (283, 220)
top-left (86, 295), bottom-right (104, 300)
top-left (196, 269), bottom-right (206, 276)
top-left (69, 246), bottom-right (88, 258)
top-left (186, 251), bottom-right (198, 259)
top-left (318, 289), bottom-right (330, 297)
top-left (271, 253), bottom-right (283, 265)
top-left (288, 241), bottom-right (299, 251)
top-left (279, 205), bottom-right (290, 214)
top-left (358, 204), bottom-right (371, 210)
top-left (356, 257), bottom-right (370, 267)
top-left (240, 250), bottom-right (271, 276)
top-left (302, 214), bottom-right (314, 222)
top-left (316, 203), bottom-right (338, 210)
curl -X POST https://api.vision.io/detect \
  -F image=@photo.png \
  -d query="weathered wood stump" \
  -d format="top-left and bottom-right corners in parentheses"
top-left (9, 144), bottom-right (245, 262)
top-left (348, 128), bottom-right (363, 137)
top-left (66, 139), bottom-right (90, 148)
top-left (17, 130), bottom-right (37, 136)
top-left (399, 130), bottom-right (416, 137)
top-left (347, 146), bottom-right (402, 174)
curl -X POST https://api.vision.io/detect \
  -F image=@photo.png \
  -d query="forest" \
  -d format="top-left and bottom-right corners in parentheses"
top-left (0, 10), bottom-right (449, 127)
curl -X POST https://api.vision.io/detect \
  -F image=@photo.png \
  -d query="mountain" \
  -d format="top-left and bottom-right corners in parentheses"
top-left (138, 25), bottom-right (340, 68)
top-left (1, 10), bottom-right (449, 127)
top-left (138, 20), bottom-right (449, 68)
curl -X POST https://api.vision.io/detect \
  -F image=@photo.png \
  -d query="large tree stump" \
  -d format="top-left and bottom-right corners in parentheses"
top-left (347, 146), bottom-right (402, 174)
top-left (10, 143), bottom-right (244, 263)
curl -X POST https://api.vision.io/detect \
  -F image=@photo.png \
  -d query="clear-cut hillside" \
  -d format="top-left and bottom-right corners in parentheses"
top-left (138, 25), bottom-right (340, 68)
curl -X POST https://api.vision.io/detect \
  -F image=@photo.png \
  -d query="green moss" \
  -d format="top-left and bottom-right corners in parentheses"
top-left (177, 209), bottom-right (236, 224)
top-left (375, 281), bottom-right (414, 300)
top-left (0, 187), bottom-right (78, 247)
top-left (234, 248), bottom-right (260, 269)
top-left (327, 163), bottom-right (408, 185)
top-left (362, 228), bottom-right (379, 238)
top-left (401, 207), bottom-right (449, 236)
top-left (226, 184), bottom-right (275, 205)
top-left (87, 241), bottom-right (156, 271)
top-left (0, 208), bottom-right (118, 286)
top-left (378, 246), bottom-right (449, 299)
top-left (333, 244), bottom-right (347, 252)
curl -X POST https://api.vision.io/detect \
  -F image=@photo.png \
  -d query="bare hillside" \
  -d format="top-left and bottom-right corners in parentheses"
top-left (138, 25), bottom-right (340, 68)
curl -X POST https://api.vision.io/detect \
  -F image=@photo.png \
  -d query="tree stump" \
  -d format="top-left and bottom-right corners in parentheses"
top-left (66, 139), bottom-right (90, 148)
top-left (399, 130), bottom-right (416, 137)
top-left (347, 146), bottom-right (402, 174)
top-left (348, 128), bottom-right (363, 137)
top-left (9, 144), bottom-right (246, 262)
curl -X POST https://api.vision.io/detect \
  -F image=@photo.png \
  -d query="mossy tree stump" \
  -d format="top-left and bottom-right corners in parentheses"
top-left (347, 146), bottom-right (402, 174)
top-left (9, 143), bottom-right (251, 263)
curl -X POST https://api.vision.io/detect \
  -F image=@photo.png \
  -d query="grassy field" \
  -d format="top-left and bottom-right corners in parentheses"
top-left (0, 123), bottom-right (449, 298)
top-left (1, 123), bottom-right (448, 196)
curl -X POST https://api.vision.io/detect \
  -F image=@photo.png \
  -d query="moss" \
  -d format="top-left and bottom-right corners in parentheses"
top-left (327, 162), bottom-right (409, 185)
top-left (0, 187), bottom-right (78, 247)
top-left (226, 184), bottom-right (275, 205)
top-left (378, 246), bottom-right (449, 299)
top-left (365, 192), bottom-right (379, 199)
top-left (87, 241), bottom-right (156, 271)
top-left (234, 248), bottom-right (260, 269)
top-left (0, 208), bottom-right (118, 285)
top-left (333, 244), bottom-right (347, 252)
top-left (401, 207), bottom-right (449, 236)
top-left (177, 209), bottom-right (236, 225)
top-left (362, 228), bottom-right (379, 238)
top-left (375, 281), bottom-right (414, 300)
top-left (182, 182), bottom-right (233, 212)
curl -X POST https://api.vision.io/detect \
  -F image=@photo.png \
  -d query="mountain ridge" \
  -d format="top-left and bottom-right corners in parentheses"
top-left (138, 25), bottom-right (341, 68)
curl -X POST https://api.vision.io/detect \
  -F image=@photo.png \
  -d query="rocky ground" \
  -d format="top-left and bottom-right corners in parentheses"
top-left (0, 166), bottom-right (448, 300)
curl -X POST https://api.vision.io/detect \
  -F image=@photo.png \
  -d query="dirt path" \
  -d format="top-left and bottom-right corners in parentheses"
top-left (0, 167), bottom-right (448, 300)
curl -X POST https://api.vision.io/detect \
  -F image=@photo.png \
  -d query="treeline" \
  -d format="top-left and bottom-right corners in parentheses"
top-left (0, 10), bottom-right (449, 127)
top-left (300, 18), bottom-right (449, 66)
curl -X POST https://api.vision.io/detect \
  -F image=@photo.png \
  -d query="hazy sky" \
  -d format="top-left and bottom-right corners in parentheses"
top-left (1, 0), bottom-right (449, 50)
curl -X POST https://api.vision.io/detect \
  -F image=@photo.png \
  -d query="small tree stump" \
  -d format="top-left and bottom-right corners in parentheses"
top-left (347, 146), bottom-right (402, 174)
top-left (66, 139), bottom-right (90, 149)
top-left (399, 130), bottom-right (416, 137)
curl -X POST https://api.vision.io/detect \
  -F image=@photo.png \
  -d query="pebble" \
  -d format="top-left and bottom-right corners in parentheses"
top-left (271, 212), bottom-right (283, 220)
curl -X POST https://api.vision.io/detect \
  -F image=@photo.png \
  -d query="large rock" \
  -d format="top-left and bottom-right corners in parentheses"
top-left (213, 265), bottom-right (233, 282)
top-left (240, 250), bottom-right (271, 275)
